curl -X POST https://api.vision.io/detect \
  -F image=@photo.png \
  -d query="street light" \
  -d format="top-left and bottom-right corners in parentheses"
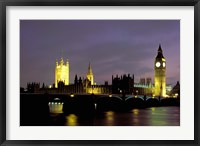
top-left (70, 93), bottom-right (74, 98)
top-left (175, 93), bottom-right (178, 98)
top-left (136, 90), bottom-right (138, 98)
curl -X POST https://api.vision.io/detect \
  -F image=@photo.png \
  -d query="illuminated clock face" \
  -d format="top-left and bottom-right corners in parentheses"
top-left (163, 62), bottom-right (166, 67)
top-left (156, 62), bottom-right (161, 67)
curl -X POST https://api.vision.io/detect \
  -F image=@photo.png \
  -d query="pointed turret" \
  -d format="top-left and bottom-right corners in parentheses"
top-left (79, 77), bottom-right (82, 84)
top-left (66, 59), bottom-right (69, 65)
top-left (74, 74), bottom-right (78, 85)
top-left (86, 62), bottom-right (94, 85)
top-left (156, 44), bottom-right (164, 59)
top-left (60, 58), bottom-right (64, 65)
top-left (158, 44), bottom-right (162, 53)
top-left (87, 62), bottom-right (93, 75)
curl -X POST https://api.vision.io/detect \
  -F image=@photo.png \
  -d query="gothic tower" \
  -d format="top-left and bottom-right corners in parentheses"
top-left (55, 58), bottom-right (69, 88)
top-left (86, 62), bottom-right (94, 85)
top-left (154, 44), bottom-right (166, 97)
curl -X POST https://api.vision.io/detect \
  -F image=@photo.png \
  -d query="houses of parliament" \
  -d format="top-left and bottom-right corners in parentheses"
top-left (25, 45), bottom-right (179, 98)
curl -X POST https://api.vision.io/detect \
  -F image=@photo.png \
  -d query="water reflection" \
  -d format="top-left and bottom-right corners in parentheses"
top-left (149, 107), bottom-right (169, 126)
top-left (132, 109), bottom-right (140, 125)
top-left (65, 114), bottom-right (78, 126)
top-left (49, 107), bottom-right (180, 126)
top-left (105, 111), bottom-right (114, 126)
top-left (132, 109), bottom-right (139, 115)
top-left (148, 107), bottom-right (180, 126)
top-left (151, 107), bottom-right (155, 112)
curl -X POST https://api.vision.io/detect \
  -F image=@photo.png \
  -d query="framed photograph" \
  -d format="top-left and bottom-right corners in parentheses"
top-left (0, 0), bottom-right (199, 145)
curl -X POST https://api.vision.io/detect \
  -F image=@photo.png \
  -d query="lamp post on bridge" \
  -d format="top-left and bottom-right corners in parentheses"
top-left (136, 90), bottom-right (138, 98)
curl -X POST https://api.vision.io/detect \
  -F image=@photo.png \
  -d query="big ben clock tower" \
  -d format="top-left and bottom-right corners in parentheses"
top-left (154, 44), bottom-right (166, 97)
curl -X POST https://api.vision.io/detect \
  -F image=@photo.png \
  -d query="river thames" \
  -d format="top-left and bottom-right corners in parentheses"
top-left (49, 106), bottom-right (180, 126)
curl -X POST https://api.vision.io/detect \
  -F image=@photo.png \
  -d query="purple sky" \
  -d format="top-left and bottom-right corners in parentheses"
top-left (20, 20), bottom-right (180, 88)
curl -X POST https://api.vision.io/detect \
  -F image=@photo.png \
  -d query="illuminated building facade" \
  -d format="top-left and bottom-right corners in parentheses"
top-left (134, 77), bottom-right (153, 96)
top-left (55, 58), bottom-right (69, 88)
top-left (86, 84), bottom-right (112, 94)
top-left (25, 44), bottom-right (173, 97)
top-left (50, 62), bottom-right (111, 94)
top-left (154, 44), bottom-right (166, 97)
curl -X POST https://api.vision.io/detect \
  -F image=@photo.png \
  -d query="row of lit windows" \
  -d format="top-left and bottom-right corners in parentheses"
top-left (48, 102), bottom-right (64, 105)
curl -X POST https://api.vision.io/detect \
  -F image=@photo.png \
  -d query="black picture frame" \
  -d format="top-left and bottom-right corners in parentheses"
top-left (0, 0), bottom-right (199, 145)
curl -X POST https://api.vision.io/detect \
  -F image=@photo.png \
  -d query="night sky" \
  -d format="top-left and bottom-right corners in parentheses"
top-left (20, 20), bottom-right (180, 88)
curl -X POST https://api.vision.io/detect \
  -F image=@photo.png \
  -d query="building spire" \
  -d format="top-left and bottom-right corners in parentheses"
top-left (86, 62), bottom-right (94, 85)
top-left (156, 44), bottom-right (164, 58)
top-left (88, 62), bottom-right (93, 75)
top-left (158, 44), bottom-right (162, 53)
top-left (74, 74), bottom-right (78, 84)
top-left (60, 57), bottom-right (64, 65)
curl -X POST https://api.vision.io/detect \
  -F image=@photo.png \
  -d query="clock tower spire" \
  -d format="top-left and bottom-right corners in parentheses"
top-left (154, 44), bottom-right (166, 97)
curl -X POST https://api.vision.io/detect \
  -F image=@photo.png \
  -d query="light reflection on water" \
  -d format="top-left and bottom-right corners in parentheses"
top-left (105, 111), bottom-right (114, 126)
top-left (65, 114), bottom-right (78, 126)
top-left (132, 109), bottom-right (140, 125)
top-left (50, 106), bottom-right (180, 126)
